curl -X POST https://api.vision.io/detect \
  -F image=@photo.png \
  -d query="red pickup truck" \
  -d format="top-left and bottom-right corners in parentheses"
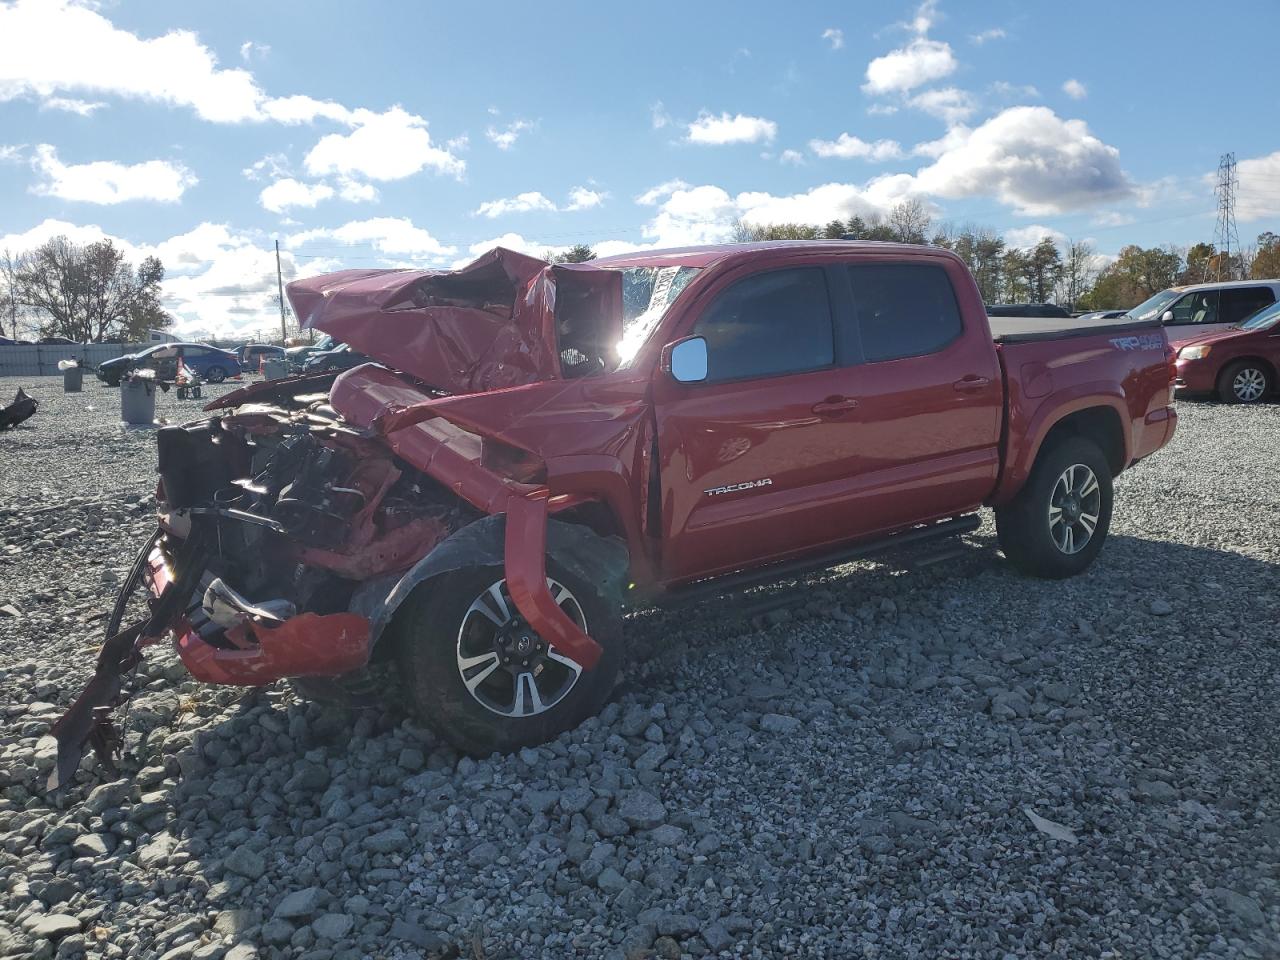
top-left (51, 242), bottom-right (1177, 785)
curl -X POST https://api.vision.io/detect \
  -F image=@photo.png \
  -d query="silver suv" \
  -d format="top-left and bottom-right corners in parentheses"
top-left (1127, 279), bottom-right (1280, 341)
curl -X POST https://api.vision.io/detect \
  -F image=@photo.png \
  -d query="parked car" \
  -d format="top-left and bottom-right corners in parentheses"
top-left (285, 334), bottom-right (336, 371)
top-left (301, 341), bottom-right (370, 373)
top-left (987, 303), bottom-right (1072, 318)
top-left (1173, 299), bottom-right (1280, 403)
top-left (1126, 279), bottom-right (1280, 341)
top-left (37, 336), bottom-right (79, 345)
top-left (51, 242), bottom-right (1178, 783)
top-left (237, 343), bottom-right (286, 370)
top-left (1077, 310), bottom-right (1128, 321)
top-left (96, 343), bottom-right (241, 386)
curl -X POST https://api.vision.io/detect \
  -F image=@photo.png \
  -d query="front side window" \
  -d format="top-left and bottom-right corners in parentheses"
top-left (1170, 290), bottom-right (1219, 324)
top-left (693, 268), bottom-right (834, 382)
top-left (1220, 287), bottom-right (1275, 325)
top-left (1127, 289), bottom-right (1180, 321)
top-left (615, 266), bottom-right (702, 365)
top-left (847, 264), bottom-right (962, 363)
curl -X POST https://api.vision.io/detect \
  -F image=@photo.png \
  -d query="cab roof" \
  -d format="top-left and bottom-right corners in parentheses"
top-left (591, 240), bottom-right (947, 270)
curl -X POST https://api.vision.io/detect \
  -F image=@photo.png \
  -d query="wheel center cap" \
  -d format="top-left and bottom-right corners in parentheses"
top-left (515, 635), bottom-right (533, 655)
top-left (1063, 496), bottom-right (1081, 521)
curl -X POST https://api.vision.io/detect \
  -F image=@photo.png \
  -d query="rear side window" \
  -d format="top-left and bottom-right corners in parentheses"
top-left (1220, 287), bottom-right (1275, 324)
top-left (846, 264), bottom-right (962, 362)
top-left (694, 268), bottom-right (834, 382)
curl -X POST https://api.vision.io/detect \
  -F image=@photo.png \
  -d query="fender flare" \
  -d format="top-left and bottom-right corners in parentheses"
top-left (349, 512), bottom-right (629, 656)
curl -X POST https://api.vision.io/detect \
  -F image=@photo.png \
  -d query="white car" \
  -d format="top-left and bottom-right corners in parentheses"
top-left (1127, 279), bottom-right (1280, 341)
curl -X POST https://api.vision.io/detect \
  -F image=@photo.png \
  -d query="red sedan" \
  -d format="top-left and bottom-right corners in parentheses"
top-left (1174, 300), bottom-right (1280, 403)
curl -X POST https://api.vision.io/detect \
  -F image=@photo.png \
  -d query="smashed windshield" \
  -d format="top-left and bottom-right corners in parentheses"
top-left (1240, 300), bottom-right (1280, 330)
top-left (615, 266), bottom-right (702, 365)
top-left (1126, 289), bottom-right (1181, 321)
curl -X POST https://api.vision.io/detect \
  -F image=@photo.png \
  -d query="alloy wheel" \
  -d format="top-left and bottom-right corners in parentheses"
top-left (455, 578), bottom-right (586, 717)
top-left (1233, 367), bottom-right (1266, 402)
top-left (1047, 463), bottom-right (1101, 555)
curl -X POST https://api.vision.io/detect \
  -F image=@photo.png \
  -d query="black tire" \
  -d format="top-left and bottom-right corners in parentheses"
top-left (396, 560), bottom-right (623, 755)
top-left (995, 436), bottom-right (1114, 579)
top-left (1217, 360), bottom-right (1271, 404)
top-left (204, 365), bottom-right (227, 384)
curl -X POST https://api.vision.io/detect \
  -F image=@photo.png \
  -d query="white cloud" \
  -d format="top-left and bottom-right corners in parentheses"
top-left (1062, 79), bottom-right (1087, 100)
top-left (912, 125), bottom-right (972, 159)
top-left (336, 178), bottom-right (379, 203)
top-left (909, 106), bottom-right (1131, 215)
top-left (640, 180), bottom-right (915, 247)
top-left (809, 133), bottom-right (903, 162)
top-left (565, 186), bottom-right (606, 211)
top-left (780, 149), bottom-right (805, 166)
top-left (40, 96), bottom-right (105, 116)
top-left (686, 112), bottom-right (777, 145)
top-left (486, 119), bottom-right (534, 150)
top-left (1237, 150), bottom-right (1280, 220)
top-left (260, 95), bottom-right (353, 126)
top-left (907, 87), bottom-right (975, 124)
top-left (1092, 211), bottom-right (1135, 227)
top-left (30, 144), bottom-right (196, 204)
top-left (304, 106), bottom-right (464, 181)
top-left (970, 28), bottom-right (1006, 44)
top-left (867, 103), bottom-right (899, 117)
top-left (474, 186), bottom-right (607, 217)
top-left (909, 0), bottom-right (940, 35)
top-left (238, 40), bottom-right (269, 61)
top-left (1004, 224), bottom-right (1067, 250)
top-left (0, 0), bottom-right (265, 123)
top-left (635, 179), bottom-right (691, 206)
top-left (258, 178), bottom-right (335, 214)
top-left (863, 39), bottom-right (956, 95)
top-left (242, 153), bottom-right (290, 182)
top-left (474, 191), bottom-right (557, 218)
top-left (0, 145), bottom-right (23, 163)
top-left (822, 28), bottom-right (845, 50)
top-left (287, 217), bottom-right (454, 258)
top-left (991, 81), bottom-right (1039, 99)
top-left (650, 101), bottom-right (670, 130)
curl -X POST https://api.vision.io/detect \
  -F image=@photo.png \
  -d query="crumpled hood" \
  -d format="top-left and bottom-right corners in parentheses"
top-left (287, 247), bottom-right (560, 395)
top-left (286, 249), bottom-right (624, 399)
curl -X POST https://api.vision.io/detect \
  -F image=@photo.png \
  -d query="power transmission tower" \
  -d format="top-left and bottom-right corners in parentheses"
top-left (1210, 152), bottom-right (1241, 282)
top-left (275, 239), bottom-right (288, 344)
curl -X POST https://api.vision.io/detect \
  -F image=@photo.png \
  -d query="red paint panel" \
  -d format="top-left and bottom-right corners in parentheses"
top-left (503, 491), bottom-right (603, 671)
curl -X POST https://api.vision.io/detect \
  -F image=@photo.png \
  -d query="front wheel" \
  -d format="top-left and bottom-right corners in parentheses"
top-left (396, 562), bottom-right (623, 755)
top-left (995, 436), bottom-right (1114, 579)
top-left (1218, 360), bottom-right (1271, 404)
top-left (204, 365), bottom-right (227, 383)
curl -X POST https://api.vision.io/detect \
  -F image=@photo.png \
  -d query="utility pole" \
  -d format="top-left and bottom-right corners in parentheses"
top-left (275, 239), bottom-right (288, 344)
top-left (1210, 153), bottom-right (1241, 282)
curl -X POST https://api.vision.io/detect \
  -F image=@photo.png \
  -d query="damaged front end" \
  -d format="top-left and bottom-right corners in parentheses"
top-left (50, 247), bottom-right (642, 789)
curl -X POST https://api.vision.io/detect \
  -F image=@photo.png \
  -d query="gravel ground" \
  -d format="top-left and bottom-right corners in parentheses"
top-left (0, 375), bottom-right (1277, 960)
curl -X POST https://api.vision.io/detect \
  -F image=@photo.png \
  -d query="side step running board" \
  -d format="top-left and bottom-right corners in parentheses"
top-left (656, 514), bottom-right (981, 609)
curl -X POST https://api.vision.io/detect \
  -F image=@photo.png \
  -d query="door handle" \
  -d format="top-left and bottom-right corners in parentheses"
top-left (953, 376), bottom-right (991, 392)
top-left (811, 396), bottom-right (860, 415)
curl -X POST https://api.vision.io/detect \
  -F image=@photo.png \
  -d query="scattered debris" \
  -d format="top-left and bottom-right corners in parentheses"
top-left (0, 387), bottom-right (38, 430)
top-left (1023, 807), bottom-right (1079, 844)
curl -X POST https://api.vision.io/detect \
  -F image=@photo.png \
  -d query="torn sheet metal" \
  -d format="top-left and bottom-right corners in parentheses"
top-left (286, 247), bottom-right (624, 395)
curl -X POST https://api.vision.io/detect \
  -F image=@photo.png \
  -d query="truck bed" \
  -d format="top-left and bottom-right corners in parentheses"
top-left (989, 314), bottom-right (1161, 344)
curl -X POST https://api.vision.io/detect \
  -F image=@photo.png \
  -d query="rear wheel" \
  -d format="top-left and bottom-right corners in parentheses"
top-left (1218, 360), bottom-right (1271, 403)
top-left (204, 365), bottom-right (227, 384)
top-left (396, 562), bottom-right (622, 755)
top-left (996, 436), bottom-right (1113, 579)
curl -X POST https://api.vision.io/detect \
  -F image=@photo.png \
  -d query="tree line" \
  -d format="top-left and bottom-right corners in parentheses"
top-left (0, 236), bottom-right (172, 342)
top-left (727, 199), bottom-right (1280, 310)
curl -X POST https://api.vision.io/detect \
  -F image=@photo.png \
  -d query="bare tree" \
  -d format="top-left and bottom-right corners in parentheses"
top-left (15, 236), bottom-right (172, 342)
top-left (887, 198), bottom-right (931, 244)
top-left (0, 249), bottom-right (19, 340)
top-left (1057, 239), bottom-right (1098, 309)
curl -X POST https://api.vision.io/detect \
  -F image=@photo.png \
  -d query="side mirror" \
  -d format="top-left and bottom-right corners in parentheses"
top-left (666, 336), bottom-right (708, 383)
top-left (1161, 310), bottom-right (1175, 323)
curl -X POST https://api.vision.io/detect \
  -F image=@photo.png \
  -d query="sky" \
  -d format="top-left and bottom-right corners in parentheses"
top-left (2, 0), bottom-right (1280, 338)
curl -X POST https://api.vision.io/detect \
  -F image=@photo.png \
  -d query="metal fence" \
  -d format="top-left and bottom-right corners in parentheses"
top-left (0, 343), bottom-right (142, 377)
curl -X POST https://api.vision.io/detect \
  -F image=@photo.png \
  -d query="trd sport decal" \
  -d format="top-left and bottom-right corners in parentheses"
top-left (704, 478), bottom-right (773, 496)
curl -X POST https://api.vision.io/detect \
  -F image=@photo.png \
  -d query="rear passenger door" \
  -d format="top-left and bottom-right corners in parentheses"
top-left (835, 260), bottom-right (1003, 534)
top-left (1220, 286), bottom-right (1276, 326)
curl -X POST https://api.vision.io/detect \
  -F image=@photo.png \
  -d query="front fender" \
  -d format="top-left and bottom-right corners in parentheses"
top-left (350, 507), bottom-right (628, 668)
